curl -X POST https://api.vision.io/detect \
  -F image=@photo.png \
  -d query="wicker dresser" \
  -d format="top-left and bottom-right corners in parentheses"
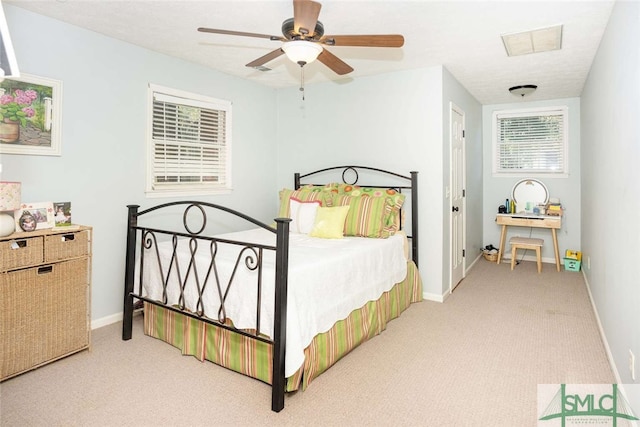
top-left (0, 226), bottom-right (92, 381)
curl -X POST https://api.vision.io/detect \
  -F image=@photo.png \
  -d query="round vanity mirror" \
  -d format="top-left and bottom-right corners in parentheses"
top-left (511, 179), bottom-right (549, 213)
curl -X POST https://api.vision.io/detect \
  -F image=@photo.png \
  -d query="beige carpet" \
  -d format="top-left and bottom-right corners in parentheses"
top-left (0, 259), bottom-right (615, 426)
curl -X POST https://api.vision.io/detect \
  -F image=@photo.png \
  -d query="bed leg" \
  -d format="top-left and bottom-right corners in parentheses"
top-left (271, 217), bottom-right (290, 412)
top-left (123, 292), bottom-right (134, 340)
top-left (272, 390), bottom-right (284, 412)
top-left (122, 205), bottom-right (139, 341)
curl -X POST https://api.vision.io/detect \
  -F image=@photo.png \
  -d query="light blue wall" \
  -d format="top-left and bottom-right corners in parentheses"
top-left (482, 98), bottom-right (582, 263)
top-left (581, 0), bottom-right (639, 399)
top-left (275, 67), bottom-right (446, 298)
top-left (1, 5), bottom-right (279, 322)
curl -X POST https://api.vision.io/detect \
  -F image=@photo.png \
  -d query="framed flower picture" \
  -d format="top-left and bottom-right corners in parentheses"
top-left (15, 202), bottom-right (55, 231)
top-left (0, 73), bottom-right (62, 156)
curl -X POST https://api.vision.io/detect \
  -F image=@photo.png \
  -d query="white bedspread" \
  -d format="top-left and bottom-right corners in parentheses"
top-left (140, 228), bottom-right (407, 377)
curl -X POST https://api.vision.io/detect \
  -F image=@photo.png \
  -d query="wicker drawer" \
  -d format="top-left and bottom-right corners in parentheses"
top-left (0, 258), bottom-right (89, 380)
top-left (0, 236), bottom-right (44, 271)
top-left (44, 230), bottom-right (90, 263)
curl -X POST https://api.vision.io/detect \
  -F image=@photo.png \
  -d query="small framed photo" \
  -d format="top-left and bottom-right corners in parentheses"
top-left (15, 202), bottom-right (54, 231)
top-left (53, 201), bottom-right (72, 227)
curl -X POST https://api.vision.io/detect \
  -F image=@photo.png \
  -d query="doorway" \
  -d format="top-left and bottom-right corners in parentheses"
top-left (450, 103), bottom-right (466, 292)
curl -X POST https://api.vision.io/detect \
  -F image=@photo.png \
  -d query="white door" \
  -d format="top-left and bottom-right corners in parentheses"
top-left (450, 104), bottom-right (465, 292)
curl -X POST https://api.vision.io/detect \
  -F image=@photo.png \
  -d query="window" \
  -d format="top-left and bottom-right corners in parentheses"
top-left (492, 106), bottom-right (568, 177)
top-left (146, 84), bottom-right (232, 197)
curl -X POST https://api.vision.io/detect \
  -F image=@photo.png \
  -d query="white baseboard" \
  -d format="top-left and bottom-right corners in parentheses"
top-left (91, 312), bottom-right (123, 330)
top-left (423, 253), bottom-right (484, 303)
top-left (581, 271), bottom-right (621, 384)
top-left (467, 253), bottom-right (481, 271)
top-left (423, 291), bottom-right (447, 302)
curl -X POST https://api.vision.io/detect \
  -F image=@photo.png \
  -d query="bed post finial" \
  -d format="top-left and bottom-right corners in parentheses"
top-left (123, 204), bottom-right (140, 341)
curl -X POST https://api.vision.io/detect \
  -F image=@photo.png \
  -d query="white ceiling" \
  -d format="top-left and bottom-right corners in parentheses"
top-left (5, 0), bottom-right (615, 104)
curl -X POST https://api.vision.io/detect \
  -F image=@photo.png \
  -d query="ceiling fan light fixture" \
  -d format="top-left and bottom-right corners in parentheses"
top-left (282, 40), bottom-right (323, 66)
top-left (509, 84), bottom-right (537, 97)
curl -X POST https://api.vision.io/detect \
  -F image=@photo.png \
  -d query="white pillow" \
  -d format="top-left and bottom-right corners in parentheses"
top-left (289, 197), bottom-right (321, 234)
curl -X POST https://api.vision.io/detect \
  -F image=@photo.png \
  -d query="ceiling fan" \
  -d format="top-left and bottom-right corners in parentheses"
top-left (197, 0), bottom-right (404, 76)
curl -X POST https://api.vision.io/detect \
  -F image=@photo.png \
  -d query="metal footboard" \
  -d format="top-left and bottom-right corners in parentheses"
top-left (122, 201), bottom-right (291, 411)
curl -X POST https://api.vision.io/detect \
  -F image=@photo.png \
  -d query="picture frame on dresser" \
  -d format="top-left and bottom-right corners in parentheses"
top-left (53, 201), bottom-right (72, 227)
top-left (0, 73), bottom-right (63, 156)
top-left (14, 202), bottom-right (54, 231)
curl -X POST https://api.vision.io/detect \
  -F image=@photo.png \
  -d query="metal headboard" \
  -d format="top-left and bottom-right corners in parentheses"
top-left (294, 165), bottom-right (418, 268)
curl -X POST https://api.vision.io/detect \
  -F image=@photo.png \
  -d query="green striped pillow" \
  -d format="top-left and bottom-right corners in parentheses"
top-left (277, 184), bottom-right (337, 219)
top-left (332, 190), bottom-right (405, 238)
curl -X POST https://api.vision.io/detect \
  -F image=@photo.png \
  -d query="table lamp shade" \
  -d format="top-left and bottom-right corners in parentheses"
top-left (0, 182), bottom-right (21, 237)
top-left (0, 181), bottom-right (21, 211)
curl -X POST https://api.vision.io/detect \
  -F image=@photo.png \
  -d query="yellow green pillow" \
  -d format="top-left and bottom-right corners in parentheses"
top-left (309, 206), bottom-right (350, 239)
top-left (332, 186), bottom-right (405, 238)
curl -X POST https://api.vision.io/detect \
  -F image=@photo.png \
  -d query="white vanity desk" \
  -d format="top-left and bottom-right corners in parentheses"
top-left (495, 213), bottom-right (562, 271)
top-left (495, 178), bottom-right (562, 272)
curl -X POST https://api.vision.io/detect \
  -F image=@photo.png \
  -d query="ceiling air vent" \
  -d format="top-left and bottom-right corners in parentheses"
top-left (252, 65), bottom-right (272, 72)
top-left (501, 25), bottom-right (563, 57)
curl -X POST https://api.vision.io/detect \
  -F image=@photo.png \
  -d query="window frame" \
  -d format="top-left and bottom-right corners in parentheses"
top-left (492, 106), bottom-right (568, 178)
top-left (145, 83), bottom-right (232, 198)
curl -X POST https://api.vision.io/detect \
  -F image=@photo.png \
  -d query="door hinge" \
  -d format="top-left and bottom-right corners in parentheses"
top-left (462, 249), bottom-right (466, 257)
top-left (462, 130), bottom-right (465, 138)
top-left (462, 189), bottom-right (465, 197)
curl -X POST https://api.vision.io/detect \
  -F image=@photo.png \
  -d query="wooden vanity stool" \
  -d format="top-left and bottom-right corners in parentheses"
top-left (509, 236), bottom-right (544, 273)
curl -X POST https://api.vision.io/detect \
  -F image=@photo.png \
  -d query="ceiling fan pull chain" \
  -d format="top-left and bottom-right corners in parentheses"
top-left (300, 65), bottom-right (305, 100)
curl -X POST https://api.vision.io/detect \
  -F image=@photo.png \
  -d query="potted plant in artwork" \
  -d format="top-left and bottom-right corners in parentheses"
top-left (0, 89), bottom-right (37, 143)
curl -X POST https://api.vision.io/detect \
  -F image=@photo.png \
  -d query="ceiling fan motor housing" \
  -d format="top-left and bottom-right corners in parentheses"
top-left (281, 17), bottom-right (324, 40)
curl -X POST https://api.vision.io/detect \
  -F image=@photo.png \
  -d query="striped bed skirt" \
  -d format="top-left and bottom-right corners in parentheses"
top-left (143, 260), bottom-right (423, 392)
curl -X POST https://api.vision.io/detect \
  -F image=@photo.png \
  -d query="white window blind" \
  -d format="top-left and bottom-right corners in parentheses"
top-left (147, 84), bottom-right (232, 196)
top-left (493, 107), bottom-right (568, 176)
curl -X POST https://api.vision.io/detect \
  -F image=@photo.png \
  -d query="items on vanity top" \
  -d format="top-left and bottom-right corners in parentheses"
top-left (499, 179), bottom-right (563, 216)
top-left (545, 198), bottom-right (563, 216)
